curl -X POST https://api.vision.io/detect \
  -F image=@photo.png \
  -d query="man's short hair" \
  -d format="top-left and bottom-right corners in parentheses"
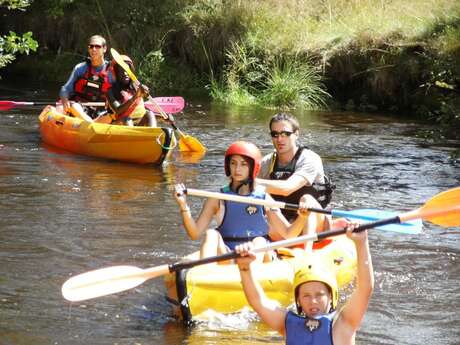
top-left (88, 35), bottom-right (106, 47)
top-left (269, 112), bottom-right (300, 132)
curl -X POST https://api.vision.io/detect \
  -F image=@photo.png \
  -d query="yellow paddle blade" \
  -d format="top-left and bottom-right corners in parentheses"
top-left (110, 48), bottom-right (138, 82)
top-left (178, 134), bottom-right (207, 153)
top-left (111, 48), bottom-right (207, 154)
top-left (62, 264), bottom-right (170, 302)
top-left (176, 151), bottom-right (206, 163)
top-left (421, 187), bottom-right (460, 226)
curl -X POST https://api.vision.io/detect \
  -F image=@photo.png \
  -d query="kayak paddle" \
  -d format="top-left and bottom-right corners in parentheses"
top-left (184, 188), bottom-right (423, 234)
top-left (110, 48), bottom-right (206, 153)
top-left (0, 98), bottom-right (185, 114)
top-left (0, 100), bottom-right (102, 111)
top-left (61, 187), bottom-right (460, 302)
top-left (144, 96), bottom-right (185, 114)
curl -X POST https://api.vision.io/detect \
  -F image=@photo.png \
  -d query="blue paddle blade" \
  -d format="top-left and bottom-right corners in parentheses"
top-left (331, 209), bottom-right (423, 234)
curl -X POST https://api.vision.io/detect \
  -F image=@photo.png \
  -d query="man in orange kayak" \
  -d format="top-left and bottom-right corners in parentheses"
top-left (59, 35), bottom-right (114, 122)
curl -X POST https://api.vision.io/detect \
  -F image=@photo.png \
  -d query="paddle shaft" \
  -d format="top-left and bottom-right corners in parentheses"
top-left (168, 214), bottom-right (403, 272)
top-left (184, 187), bottom-right (426, 234)
top-left (147, 100), bottom-right (191, 140)
top-left (62, 187), bottom-right (460, 302)
top-left (185, 188), bottom-right (434, 220)
top-left (126, 76), bottom-right (171, 122)
top-left (0, 101), bottom-right (104, 108)
top-left (62, 224), bottom-right (350, 302)
top-left (110, 50), bottom-right (165, 118)
top-left (0, 99), bottom-right (184, 113)
top-left (143, 94), bottom-right (198, 150)
top-left (110, 49), bottom-right (188, 135)
top-left (186, 188), bottom-right (327, 214)
top-left (169, 200), bottom-right (450, 272)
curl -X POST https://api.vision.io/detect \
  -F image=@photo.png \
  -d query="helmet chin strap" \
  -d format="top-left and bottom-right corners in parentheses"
top-left (295, 288), bottom-right (334, 315)
top-left (229, 159), bottom-right (255, 193)
top-left (230, 178), bottom-right (253, 193)
top-left (296, 301), bottom-right (334, 316)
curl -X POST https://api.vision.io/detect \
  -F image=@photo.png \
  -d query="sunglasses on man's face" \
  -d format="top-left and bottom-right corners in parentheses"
top-left (270, 130), bottom-right (294, 138)
top-left (88, 44), bottom-right (103, 49)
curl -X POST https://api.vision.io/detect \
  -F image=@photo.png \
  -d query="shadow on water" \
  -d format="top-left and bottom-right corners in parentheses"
top-left (0, 80), bottom-right (459, 344)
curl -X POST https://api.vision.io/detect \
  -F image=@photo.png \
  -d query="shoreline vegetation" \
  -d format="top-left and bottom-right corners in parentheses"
top-left (1, 0), bottom-right (459, 131)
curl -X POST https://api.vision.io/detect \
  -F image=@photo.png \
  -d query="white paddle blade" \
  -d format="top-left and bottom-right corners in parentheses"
top-left (62, 266), bottom-right (148, 302)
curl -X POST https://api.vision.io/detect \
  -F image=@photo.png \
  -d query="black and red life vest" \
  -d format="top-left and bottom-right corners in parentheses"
top-left (74, 61), bottom-right (111, 102)
top-left (269, 147), bottom-right (335, 220)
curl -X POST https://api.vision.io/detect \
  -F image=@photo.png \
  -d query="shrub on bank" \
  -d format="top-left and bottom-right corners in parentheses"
top-left (169, 0), bottom-right (459, 125)
top-left (2, 0), bottom-right (459, 128)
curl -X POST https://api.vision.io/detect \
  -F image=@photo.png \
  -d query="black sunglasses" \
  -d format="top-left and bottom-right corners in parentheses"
top-left (270, 130), bottom-right (294, 138)
top-left (88, 44), bottom-right (103, 49)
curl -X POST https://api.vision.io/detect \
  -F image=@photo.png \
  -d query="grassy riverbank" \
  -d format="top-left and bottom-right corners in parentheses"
top-left (2, 0), bottom-right (459, 128)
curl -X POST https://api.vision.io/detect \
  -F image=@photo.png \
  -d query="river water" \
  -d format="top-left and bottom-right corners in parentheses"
top-left (0, 82), bottom-right (459, 345)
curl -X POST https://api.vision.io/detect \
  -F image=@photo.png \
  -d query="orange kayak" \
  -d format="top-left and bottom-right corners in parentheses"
top-left (38, 105), bottom-right (176, 164)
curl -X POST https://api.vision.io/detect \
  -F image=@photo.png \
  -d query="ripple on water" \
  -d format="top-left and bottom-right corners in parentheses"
top-left (0, 99), bottom-right (459, 344)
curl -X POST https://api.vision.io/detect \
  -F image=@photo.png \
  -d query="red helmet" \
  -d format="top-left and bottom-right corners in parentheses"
top-left (224, 141), bottom-right (261, 180)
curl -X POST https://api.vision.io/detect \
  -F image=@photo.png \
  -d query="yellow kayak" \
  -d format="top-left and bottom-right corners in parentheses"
top-left (164, 235), bottom-right (357, 322)
top-left (38, 105), bottom-right (176, 164)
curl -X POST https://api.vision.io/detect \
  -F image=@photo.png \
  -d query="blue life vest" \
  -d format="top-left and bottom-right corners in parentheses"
top-left (217, 185), bottom-right (269, 250)
top-left (285, 310), bottom-right (335, 345)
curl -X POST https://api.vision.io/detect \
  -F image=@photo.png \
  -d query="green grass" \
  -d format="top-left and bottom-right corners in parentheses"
top-left (209, 42), bottom-right (329, 109)
top-left (259, 56), bottom-right (330, 109)
top-left (194, 0), bottom-right (459, 111)
top-left (5, 0), bottom-right (459, 125)
top-left (242, 0), bottom-right (460, 51)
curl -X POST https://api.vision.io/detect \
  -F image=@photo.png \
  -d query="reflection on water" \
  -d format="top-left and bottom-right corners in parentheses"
top-left (0, 82), bottom-right (459, 344)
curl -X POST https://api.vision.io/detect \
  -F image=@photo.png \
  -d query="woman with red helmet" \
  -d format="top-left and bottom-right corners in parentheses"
top-left (174, 141), bottom-right (315, 261)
